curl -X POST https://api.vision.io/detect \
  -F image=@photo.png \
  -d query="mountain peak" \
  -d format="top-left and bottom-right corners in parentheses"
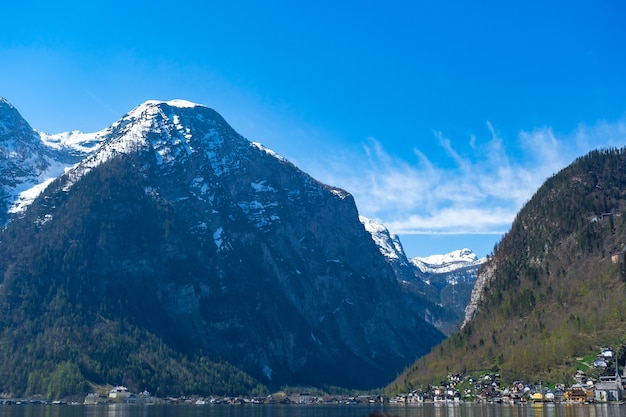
top-left (0, 96), bottom-right (13, 110)
top-left (126, 99), bottom-right (208, 121)
top-left (61, 99), bottom-right (239, 188)
top-left (0, 97), bottom-right (54, 222)
top-left (141, 99), bottom-right (202, 109)
top-left (0, 96), bottom-right (15, 110)
top-left (0, 96), bottom-right (35, 139)
top-left (360, 216), bottom-right (406, 262)
top-left (411, 248), bottom-right (484, 274)
top-left (419, 248), bottom-right (478, 263)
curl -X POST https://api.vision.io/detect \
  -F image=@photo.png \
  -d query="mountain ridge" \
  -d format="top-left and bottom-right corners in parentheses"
top-left (412, 248), bottom-right (484, 275)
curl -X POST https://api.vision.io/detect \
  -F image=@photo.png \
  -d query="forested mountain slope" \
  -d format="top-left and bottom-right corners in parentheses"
top-left (394, 148), bottom-right (626, 389)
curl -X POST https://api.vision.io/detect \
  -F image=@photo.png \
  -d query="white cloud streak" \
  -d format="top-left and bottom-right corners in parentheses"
top-left (312, 117), bottom-right (626, 237)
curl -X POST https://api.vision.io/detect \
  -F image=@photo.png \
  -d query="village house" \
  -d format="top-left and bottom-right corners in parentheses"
top-left (594, 362), bottom-right (624, 402)
top-left (108, 386), bottom-right (130, 400)
top-left (564, 384), bottom-right (593, 403)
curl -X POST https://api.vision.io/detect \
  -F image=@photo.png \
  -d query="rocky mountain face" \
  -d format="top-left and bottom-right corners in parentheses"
top-left (411, 249), bottom-right (485, 335)
top-left (361, 217), bottom-right (484, 335)
top-left (395, 148), bottom-right (626, 388)
top-left (0, 98), bottom-right (444, 395)
top-left (462, 261), bottom-right (495, 329)
top-left (0, 98), bottom-right (102, 223)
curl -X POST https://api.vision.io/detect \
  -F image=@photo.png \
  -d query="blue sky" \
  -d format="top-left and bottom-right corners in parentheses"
top-left (1, 1), bottom-right (625, 258)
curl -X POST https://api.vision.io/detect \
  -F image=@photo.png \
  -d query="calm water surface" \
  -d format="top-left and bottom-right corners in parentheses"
top-left (0, 403), bottom-right (622, 417)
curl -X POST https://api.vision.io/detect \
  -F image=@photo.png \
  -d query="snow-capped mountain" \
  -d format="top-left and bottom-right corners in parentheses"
top-left (360, 216), bottom-right (408, 263)
top-left (412, 248), bottom-right (485, 276)
top-left (361, 217), bottom-right (485, 335)
top-left (39, 129), bottom-right (104, 159)
top-left (0, 98), bottom-right (444, 392)
top-left (0, 97), bottom-right (104, 221)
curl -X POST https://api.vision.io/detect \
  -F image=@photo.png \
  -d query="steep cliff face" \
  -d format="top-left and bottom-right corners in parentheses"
top-left (462, 262), bottom-right (495, 328)
top-left (0, 99), bottom-right (444, 392)
top-left (361, 217), bottom-right (484, 335)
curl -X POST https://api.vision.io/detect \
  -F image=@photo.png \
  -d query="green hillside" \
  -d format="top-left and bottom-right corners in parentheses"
top-left (394, 148), bottom-right (626, 390)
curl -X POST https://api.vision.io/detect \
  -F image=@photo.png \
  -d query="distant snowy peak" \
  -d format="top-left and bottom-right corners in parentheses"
top-left (418, 248), bottom-right (478, 265)
top-left (361, 216), bottom-right (483, 334)
top-left (359, 216), bottom-right (484, 272)
top-left (0, 97), bottom-right (55, 220)
top-left (4, 126), bottom-right (104, 216)
top-left (39, 130), bottom-right (104, 157)
top-left (0, 96), bottom-right (112, 220)
top-left (411, 248), bottom-right (485, 274)
top-left (360, 216), bottom-right (407, 262)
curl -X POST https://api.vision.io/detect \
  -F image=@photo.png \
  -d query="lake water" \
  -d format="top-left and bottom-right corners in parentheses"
top-left (0, 403), bottom-right (623, 417)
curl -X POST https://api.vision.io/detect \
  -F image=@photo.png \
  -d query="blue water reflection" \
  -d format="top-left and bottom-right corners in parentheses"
top-left (0, 403), bottom-right (622, 417)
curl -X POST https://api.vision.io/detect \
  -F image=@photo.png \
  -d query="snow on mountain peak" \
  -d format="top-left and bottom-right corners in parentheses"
top-left (165, 99), bottom-right (201, 108)
top-left (360, 216), bottom-right (406, 261)
top-left (420, 248), bottom-right (477, 264)
top-left (361, 215), bottom-right (485, 276)
top-left (59, 99), bottom-right (253, 194)
top-left (120, 100), bottom-right (194, 129)
top-left (411, 248), bottom-right (484, 274)
top-left (251, 142), bottom-right (287, 162)
top-left (39, 130), bottom-right (104, 155)
top-left (126, 100), bottom-right (203, 122)
top-left (142, 99), bottom-right (201, 109)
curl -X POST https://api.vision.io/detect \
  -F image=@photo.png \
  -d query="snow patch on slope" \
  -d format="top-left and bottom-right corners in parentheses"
top-left (9, 177), bottom-right (56, 214)
top-left (251, 181), bottom-right (276, 193)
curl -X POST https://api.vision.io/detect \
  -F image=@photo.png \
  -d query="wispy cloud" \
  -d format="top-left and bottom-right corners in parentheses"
top-left (312, 117), bottom-right (626, 237)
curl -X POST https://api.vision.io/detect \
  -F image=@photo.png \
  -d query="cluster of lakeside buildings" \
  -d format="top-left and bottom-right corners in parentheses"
top-left (390, 348), bottom-right (626, 404)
